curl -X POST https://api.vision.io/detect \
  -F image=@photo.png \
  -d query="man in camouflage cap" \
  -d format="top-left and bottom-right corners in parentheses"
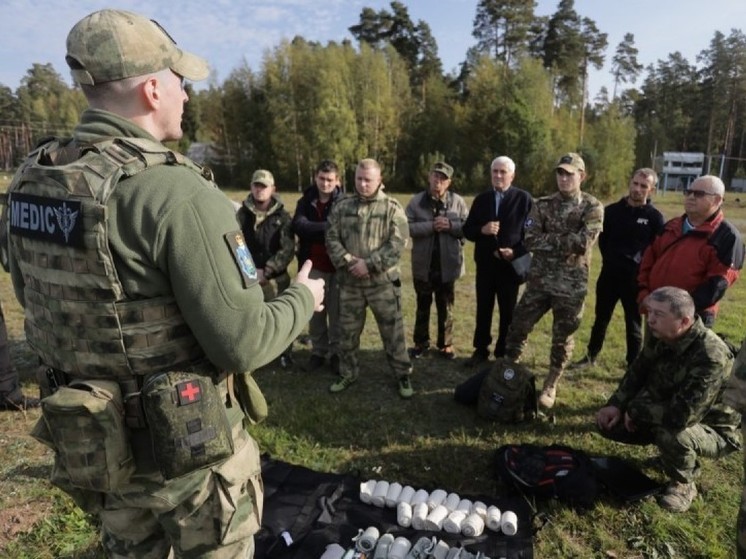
top-left (7, 9), bottom-right (324, 558)
top-left (504, 152), bottom-right (603, 409)
top-left (598, 287), bottom-right (740, 513)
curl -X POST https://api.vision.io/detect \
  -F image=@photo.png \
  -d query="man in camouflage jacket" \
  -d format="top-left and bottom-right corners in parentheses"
top-left (325, 158), bottom-right (414, 398)
top-left (504, 152), bottom-right (603, 409)
top-left (598, 286), bottom-right (740, 513)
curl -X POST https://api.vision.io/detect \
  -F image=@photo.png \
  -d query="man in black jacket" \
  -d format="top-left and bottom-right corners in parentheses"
top-left (573, 168), bottom-right (664, 368)
top-left (292, 160), bottom-right (343, 372)
top-left (463, 156), bottom-right (533, 367)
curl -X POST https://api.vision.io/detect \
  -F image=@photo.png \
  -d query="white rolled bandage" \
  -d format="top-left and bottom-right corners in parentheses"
top-left (443, 492), bottom-right (461, 512)
top-left (397, 502), bottom-right (413, 527)
top-left (443, 511), bottom-right (466, 534)
top-left (427, 488), bottom-right (448, 511)
top-left (424, 504), bottom-right (449, 531)
top-left (455, 498), bottom-right (472, 514)
top-left (371, 480), bottom-right (389, 508)
top-left (385, 482), bottom-right (403, 508)
top-left (360, 479), bottom-right (377, 504)
top-left (387, 537), bottom-right (412, 559)
top-left (461, 512), bottom-right (485, 537)
top-left (411, 488), bottom-right (429, 507)
top-left (486, 505), bottom-right (502, 532)
top-left (411, 502), bottom-right (429, 530)
top-left (319, 543), bottom-right (346, 559)
top-left (355, 526), bottom-right (380, 552)
top-left (471, 500), bottom-right (488, 519)
top-left (373, 534), bottom-right (395, 559)
top-left (398, 485), bottom-right (416, 505)
top-left (501, 510), bottom-right (518, 536)
top-left (431, 539), bottom-right (451, 559)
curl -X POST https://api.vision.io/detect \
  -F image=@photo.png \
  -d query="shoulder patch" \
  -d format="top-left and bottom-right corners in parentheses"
top-left (224, 231), bottom-right (258, 288)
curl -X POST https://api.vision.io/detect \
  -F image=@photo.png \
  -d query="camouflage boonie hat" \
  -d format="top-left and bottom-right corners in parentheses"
top-left (431, 161), bottom-right (454, 179)
top-left (251, 170), bottom-right (274, 187)
top-left (66, 9), bottom-right (209, 85)
top-left (556, 152), bottom-right (585, 173)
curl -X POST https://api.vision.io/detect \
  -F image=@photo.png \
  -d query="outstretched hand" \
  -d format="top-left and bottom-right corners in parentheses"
top-left (296, 260), bottom-right (325, 312)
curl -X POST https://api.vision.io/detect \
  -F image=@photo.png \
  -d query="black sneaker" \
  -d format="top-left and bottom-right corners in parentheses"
top-left (570, 355), bottom-right (596, 370)
top-left (398, 376), bottom-right (414, 399)
top-left (306, 354), bottom-right (326, 371)
top-left (408, 344), bottom-right (429, 359)
top-left (0, 394), bottom-right (40, 411)
top-left (464, 350), bottom-right (489, 368)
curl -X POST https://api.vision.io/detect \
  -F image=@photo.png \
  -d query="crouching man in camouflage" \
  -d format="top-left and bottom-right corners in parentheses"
top-left (7, 9), bottom-right (323, 558)
top-left (596, 287), bottom-right (741, 513)
top-left (325, 158), bottom-right (414, 398)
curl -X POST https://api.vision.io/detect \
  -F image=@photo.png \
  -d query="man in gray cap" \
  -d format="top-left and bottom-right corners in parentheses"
top-left (7, 9), bottom-right (323, 558)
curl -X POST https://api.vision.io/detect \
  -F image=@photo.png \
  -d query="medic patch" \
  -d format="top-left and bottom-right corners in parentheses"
top-left (177, 380), bottom-right (202, 406)
top-left (503, 368), bottom-right (515, 381)
top-left (224, 230), bottom-right (258, 288)
top-left (8, 192), bottom-right (84, 247)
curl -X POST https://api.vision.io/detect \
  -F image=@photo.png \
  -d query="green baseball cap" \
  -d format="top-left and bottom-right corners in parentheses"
top-left (251, 170), bottom-right (275, 187)
top-left (556, 152), bottom-right (586, 173)
top-left (431, 161), bottom-right (454, 179)
top-left (65, 9), bottom-right (210, 86)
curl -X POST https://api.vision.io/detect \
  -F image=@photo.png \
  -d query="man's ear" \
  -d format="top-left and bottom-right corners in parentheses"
top-left (140, 75), bottom-right (160, 110)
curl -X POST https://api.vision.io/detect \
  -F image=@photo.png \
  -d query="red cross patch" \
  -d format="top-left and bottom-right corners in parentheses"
top-left (177, 381), bottom-right (202, 406)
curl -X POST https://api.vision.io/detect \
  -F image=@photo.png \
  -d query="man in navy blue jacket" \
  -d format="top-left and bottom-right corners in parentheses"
top-left (463, 156), bottom-right (533, 367)
top-left (573, 168), bottom-right (664, 368)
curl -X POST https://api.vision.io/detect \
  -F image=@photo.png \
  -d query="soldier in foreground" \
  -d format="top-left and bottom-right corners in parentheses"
top-left (598, 287), bottom-right (740, 513)
top-left (7, 9), bottom-right (323, 558)
top-left (504, 153), bottom-right (603, 409)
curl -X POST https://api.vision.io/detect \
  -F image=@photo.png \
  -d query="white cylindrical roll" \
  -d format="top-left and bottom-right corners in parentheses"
top-left (360, 479), bottom-right (377, 504)
top-left (388, 537), bottom-right (412, 559)
top-left (443, 511), bottom-right (466, 534)
top-left (443, 492), bottom-right (461, 512)
top-left (445, 548), bottom-right (461, 559)
top-left (485, 505), bottom-right (502, 532)
top-left (397, 502), bottom-right (413, 527)
top-left (411, 488), bottom-right (429, 506)
top-left (501, 510), bottom-right (518, 536)
top-left (424, 504), bottom-right (449, 531)
top-left (431, 539), bottom-right (450, 559)
top-left (455, 498), bottom-right (472, 514)
top-left (319, 543), bottom-right (346, 559)
top-left (371, 480), bottom-right (389, 508)
top-left (373, 533), bottom-right (394, 559)
top-left (461, 512), bottom-right (485, 537)
top-left (356, 526), bottom-right (380, 552)
top-left (471, 500), bottom-right (488, 519)
top-left (398, 485), bottom-right (416, 505)
top-left (385, 482), bottom-right (403, 508)
top-left (411, 502), bottom-right (429, 530)
top-left (427, 488), bottom-right (448, 511)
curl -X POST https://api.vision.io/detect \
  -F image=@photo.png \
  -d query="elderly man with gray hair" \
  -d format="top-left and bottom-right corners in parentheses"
top-left (638, 175), bottom-right (744, 327)
top-left (597, 286), bottom-right (741, 513)
top-left (462, 155), bottom-right (533, 367)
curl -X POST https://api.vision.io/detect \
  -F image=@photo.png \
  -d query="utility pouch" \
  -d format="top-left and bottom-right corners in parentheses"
top-left (141, 371), bottom-right (234, 480)
top-left (234, 372), bottom-right (268, 425)
top-left (36, 379), bottom-right (134, 492)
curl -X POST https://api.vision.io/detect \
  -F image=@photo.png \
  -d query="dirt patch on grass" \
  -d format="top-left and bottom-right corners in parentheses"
top-left (0, 498), bottom-right (53, 551)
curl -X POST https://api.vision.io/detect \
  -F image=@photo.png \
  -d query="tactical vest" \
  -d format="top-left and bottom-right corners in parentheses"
top-left (7, 136), bottom-right (212, 380)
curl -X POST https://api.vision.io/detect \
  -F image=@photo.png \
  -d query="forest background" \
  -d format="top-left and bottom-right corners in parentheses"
top-left (2, 0), bottom-right (746, 197)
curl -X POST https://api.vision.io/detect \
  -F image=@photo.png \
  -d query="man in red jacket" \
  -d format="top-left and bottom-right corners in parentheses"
top-left (637, 175), bottom-right (744, 326)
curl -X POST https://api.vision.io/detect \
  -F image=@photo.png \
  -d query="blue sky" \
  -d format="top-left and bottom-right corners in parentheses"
top-left (2, 0), bottom-right (746, 97)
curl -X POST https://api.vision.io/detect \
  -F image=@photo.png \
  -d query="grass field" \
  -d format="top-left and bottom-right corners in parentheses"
top-left (1, 180), bottom-right (745, 558)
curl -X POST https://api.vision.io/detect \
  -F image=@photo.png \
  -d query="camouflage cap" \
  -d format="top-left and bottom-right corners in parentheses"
top-left (65, 9), bottom-right (209, 85)
top-left (431, 161), bottom-right (454, 179)
top-left (251, 169), bottom-right (274, 187)
top-left (556, 152), bottom-right (586, 173)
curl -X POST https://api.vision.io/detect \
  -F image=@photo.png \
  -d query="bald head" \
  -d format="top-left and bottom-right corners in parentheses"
top-left (691, 175), bottom-right (725, 197)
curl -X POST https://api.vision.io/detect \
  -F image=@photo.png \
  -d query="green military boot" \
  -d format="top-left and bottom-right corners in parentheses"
top-left (538, 368), bottom-right (563, 409)
top-left (658, 481), bottom-right (697, 512)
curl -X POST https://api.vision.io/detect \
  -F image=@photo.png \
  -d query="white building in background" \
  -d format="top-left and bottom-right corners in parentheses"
top-left (655, 152), bottom-right (705, 192)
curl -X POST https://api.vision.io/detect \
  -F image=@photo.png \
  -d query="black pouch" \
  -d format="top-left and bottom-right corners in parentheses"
top-left (141, 371), bottom-right (234, 479)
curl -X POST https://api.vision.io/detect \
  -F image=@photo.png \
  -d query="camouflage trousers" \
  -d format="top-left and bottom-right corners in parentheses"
top-left (504, 288), bottom-right (585, 372)
top-left (0, 300), bottom-right (20, 399)
top-left (62, 427), bottom-right (262, 558)
top-left (337, 281), bottom-right (412, 379)
top-left (308, 269), bottom-right (340, 358)
top-left (599, 420), bottom-right (737, 483)
top-left (412, 278), bottom-right (455, 349)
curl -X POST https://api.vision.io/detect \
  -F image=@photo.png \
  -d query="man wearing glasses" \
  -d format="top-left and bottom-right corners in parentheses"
top-left (504, 153), bottom-right (604, 409)
top-left (638, 175), bottom-right (744, 327)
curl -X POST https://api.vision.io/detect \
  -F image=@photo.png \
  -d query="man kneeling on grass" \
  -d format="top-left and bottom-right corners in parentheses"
top-left (595, 286), bottom-right (741, 512)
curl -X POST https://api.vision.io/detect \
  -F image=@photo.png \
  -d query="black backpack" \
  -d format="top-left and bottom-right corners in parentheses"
top-left (476, 358), bottom-right (537, 423)
top-left (494, 444), bottom-right (599, 510)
